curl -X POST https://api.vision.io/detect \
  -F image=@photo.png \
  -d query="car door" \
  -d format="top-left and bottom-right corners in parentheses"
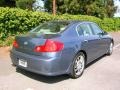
top-left (77, 23), bottom-right (102, 63)
top-left (89, 23), bottom-right (110, 55)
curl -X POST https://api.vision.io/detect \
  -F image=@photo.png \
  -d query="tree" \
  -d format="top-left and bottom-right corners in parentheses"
top-left (53, 0), bottom-right (56, 15)
top-left (0, 0), bottom-right (15, 7)
top-left (57, 0), bottom-right (81, 14)
top-left (45, 0), bottom-right (116, 18)
top-left (15, 0), bottom-right (35, 10)
top-left (0, 0), bottom-right (5, 6)
top-left (106, 0), bottom-right (116, 17)
top-left (44, 0), bottom-right (52, 12)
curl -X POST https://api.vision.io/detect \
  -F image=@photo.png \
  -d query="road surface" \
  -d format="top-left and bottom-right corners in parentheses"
top-left (0, 32), bottom-right (120, 90)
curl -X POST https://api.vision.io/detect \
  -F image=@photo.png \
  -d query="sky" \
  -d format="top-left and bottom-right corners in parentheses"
top-left (114, 0), bottom-right (120, 17)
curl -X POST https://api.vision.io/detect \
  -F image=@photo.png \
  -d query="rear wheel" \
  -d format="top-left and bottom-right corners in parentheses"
top-left (107, 42), bottom-right (113, 55)
top-left (70, 52), bottom-right (85, 79)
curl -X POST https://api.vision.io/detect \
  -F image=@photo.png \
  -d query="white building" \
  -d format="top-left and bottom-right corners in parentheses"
top-left (114, 0), bottom-right (120, 17)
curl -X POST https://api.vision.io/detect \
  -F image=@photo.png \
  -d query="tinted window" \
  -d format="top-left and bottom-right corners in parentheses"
top-left (77, 23), bottom-right (93, 36)
top-left (90, 23), bottom-right (103, 35)
top-left (30, 21), bottom-right (69, 34)
top-left (77, 25), bottom-right (84, 36)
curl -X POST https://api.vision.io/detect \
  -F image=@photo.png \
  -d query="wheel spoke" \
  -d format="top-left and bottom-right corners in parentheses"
top-left (74, 54), bottom-right (85, 76)
top-left (109, 43), bottom-right (113, 54)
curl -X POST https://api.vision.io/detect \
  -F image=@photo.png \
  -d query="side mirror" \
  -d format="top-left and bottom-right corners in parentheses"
top-left (98, 31), bottom-right (108, 36)
top-left (103, 31), bottom-right (108, 35)
top-left (98, 32), bottom-right (104, 36)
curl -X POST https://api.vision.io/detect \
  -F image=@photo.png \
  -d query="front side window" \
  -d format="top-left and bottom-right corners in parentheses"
top-left (77, 23), bottom-right (93, 36)
top-left (90, 23), bottom-right (103, 35)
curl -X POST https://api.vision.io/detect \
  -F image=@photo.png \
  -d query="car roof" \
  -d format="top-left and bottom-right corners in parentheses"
top-left (50, 20), bottom-right (95, 24)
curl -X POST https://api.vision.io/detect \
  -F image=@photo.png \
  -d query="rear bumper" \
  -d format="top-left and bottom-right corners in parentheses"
top-left (10, 49), bottom-right (69, 76)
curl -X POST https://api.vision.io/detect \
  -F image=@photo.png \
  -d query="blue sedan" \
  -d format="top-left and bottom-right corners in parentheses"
top-left (10, 21), bottom-right (114, 78)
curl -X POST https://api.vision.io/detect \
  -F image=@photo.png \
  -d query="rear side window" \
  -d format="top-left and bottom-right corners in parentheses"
top-left (90, 23), bottom-right (103, 35)
top-left (77, 23), bottom-right (93, 36)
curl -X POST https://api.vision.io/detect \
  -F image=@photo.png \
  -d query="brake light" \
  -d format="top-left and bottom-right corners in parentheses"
top-left (13, 40), bottom-right (19, 48)
top-left (34, 39), bottom-right (64, 52)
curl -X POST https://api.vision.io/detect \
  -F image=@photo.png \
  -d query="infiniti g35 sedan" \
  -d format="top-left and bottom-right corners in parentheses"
top-left (10, 21), bottom-right (114, 78)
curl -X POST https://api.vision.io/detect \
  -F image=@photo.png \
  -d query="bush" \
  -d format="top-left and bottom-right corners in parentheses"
top-left (0, 7), bottom-right (53, 40)
top-left (0, 7), bottom-right (120, 46)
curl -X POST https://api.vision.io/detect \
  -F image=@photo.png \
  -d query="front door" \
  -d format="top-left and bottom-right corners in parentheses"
top-left (77, 23), bottom-right (102, 63)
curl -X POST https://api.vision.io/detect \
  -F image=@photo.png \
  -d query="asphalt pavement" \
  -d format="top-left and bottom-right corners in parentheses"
top-left (0, 32), bottom-right (120, 90)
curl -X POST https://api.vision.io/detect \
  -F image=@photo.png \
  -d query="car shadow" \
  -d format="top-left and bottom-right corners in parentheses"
top-left (85, 54), bottom-right (107, 68)
top-left (16, 54), bottom-right (107, 83)
top-left (16, 68), bottom-right (70, 84)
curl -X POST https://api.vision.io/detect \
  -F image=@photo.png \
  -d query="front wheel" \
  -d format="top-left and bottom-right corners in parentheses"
top-left (70, 52), bottom-right (85, 79)
top-left (107, 42), bottom-right (113, 55)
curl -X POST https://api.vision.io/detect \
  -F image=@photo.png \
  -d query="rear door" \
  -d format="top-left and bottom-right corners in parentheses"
top-left (77, 23), bottom-right (102, 63)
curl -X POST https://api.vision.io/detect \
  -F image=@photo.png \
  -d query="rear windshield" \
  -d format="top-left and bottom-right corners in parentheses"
top-left (30, 21), bottom-right (69, 34)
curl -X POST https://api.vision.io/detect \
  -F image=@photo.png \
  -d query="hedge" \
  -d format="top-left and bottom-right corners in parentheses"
top-left (0, 7), bottom-right (120, 46)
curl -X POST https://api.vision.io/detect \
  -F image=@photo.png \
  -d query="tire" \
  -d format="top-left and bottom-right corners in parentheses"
top-left (107, 42), bottom-right (113, 55)
top-left (70, 52), bottom-right (85, 79)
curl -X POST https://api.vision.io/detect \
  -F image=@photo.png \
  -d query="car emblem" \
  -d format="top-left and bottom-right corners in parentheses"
top-left (24, 41), bottom-right (28, 45)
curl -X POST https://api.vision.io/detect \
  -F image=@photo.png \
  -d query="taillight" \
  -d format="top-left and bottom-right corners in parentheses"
top-left (34, 39), bottom-right (64, 52)
top-left (13, 40), bottom-right (19, 48)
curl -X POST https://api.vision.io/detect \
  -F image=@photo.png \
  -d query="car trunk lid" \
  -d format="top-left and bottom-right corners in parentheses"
top-left (14, 34), bottom-right (61, 55)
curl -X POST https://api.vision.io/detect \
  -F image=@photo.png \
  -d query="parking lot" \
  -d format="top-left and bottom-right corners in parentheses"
top-left (0, 32), bottom-right (120, 90)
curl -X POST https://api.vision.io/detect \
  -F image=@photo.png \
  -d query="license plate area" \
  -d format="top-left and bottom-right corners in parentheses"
top-left (18, 59), bottom-right (27, 67)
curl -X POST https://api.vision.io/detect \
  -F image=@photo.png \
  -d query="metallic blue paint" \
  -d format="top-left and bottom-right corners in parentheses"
top-left (10, 21), bottom-right (113, 76)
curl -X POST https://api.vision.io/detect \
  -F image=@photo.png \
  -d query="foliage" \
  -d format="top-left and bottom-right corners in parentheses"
top-left (45, 0), bottom-right (116, 18)
top-left (0, 0), bottom-right (15, 7)
top-left (0, 0), bottom-right (5, 6)
top-left (0, 7), bottom-right (53, 41)
top-left (0, 7), bottom-right (120, 46)
top-left (15, 0), bottom-right (35, 10)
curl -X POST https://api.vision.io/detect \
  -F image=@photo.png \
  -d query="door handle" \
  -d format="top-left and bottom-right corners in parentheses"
top-left (84, 40), bottom-right (88, 42)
